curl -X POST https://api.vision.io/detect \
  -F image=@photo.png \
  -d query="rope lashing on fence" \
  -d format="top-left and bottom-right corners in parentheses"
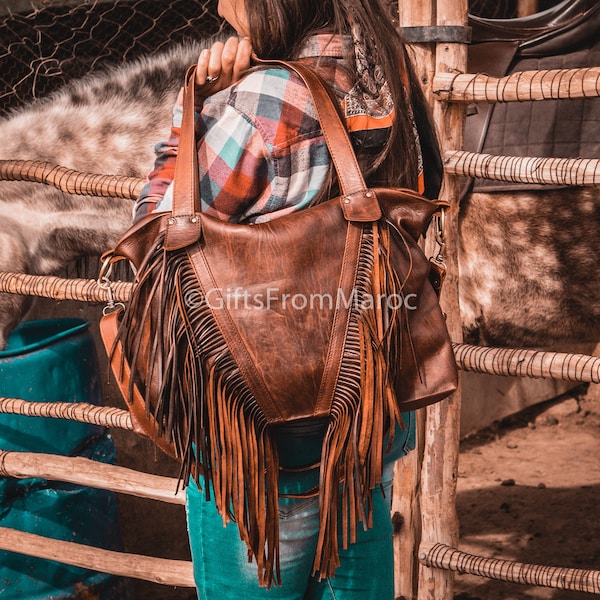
top-left (419, 542), bottom-right (600, 594)
top-left (434, 67), bottom-right (600, 103)
top-left (0, 271), bottom-right (133, 302)
top-left (0, 159), bottom-right (145, 199)
top-left (444, 151), bottom-right (600, 187)
top-left (454, 343), bottom-right (600, 383)
top-left (0, 527), bottom-right (195, 587)
top-left (0, 449), bottom-right (185, 504)
top-left (0, 397), bottom-right (132, 430)
top-left (2, 271), bottom-right (600, 384)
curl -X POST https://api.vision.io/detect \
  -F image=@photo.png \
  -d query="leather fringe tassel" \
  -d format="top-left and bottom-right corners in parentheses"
top-left (312, 221), bottom-right (407, 579)
top-left (116, 237), bottom-right (282, 587)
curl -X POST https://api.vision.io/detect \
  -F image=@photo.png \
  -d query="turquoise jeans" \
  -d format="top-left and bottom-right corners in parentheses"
top-left (186, 412), bottom-right (415, 599)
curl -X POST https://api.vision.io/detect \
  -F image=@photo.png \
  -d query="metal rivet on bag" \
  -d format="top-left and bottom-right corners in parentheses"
top-left (365, 191), bottom-right (373, 198)
top-left (343, 197), bottom-right (351, 204)
top-left (167, 217), bottom-right (176, 225)
top-left (190, 216), bottom-right (198, 223)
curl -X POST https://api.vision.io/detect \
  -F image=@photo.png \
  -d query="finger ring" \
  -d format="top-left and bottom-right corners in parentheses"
top-left (205, 74), bottom-right (220, 84)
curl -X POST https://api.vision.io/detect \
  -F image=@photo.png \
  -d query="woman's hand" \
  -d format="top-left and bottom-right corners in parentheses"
top-left (195, 36), bottom-right (252, 96)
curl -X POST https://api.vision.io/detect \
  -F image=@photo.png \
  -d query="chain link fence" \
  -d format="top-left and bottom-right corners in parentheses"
top-left (0, 0), bottom-right (228, 116)
top-left (1, 0), bottom-right (568, 117)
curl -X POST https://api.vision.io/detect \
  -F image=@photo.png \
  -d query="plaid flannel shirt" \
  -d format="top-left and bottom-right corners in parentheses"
top-left (133, 34), bottom-right (424, 223)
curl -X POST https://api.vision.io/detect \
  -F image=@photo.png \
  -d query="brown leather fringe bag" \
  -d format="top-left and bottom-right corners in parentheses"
top-left (99, 61), bottom-right (458, 588)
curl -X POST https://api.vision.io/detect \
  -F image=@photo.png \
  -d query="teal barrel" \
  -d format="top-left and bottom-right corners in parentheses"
top-left (0, 318), bottom-right (131, 598)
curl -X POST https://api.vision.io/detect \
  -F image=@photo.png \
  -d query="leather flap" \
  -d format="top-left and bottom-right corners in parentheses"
top-left (340, 191), bottom-right (382, 222)
top-left (164, 214), bottom-right (202, 250)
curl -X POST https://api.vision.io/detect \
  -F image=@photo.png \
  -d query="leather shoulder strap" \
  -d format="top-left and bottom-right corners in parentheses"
top-left (262, 60), bottom-right (367, 197)
top-left (166, 60), bottom-right (372, 249)
top-left (164, 66), bottom-right (202, 250)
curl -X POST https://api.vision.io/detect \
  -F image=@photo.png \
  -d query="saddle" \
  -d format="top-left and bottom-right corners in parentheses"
top-left (469, 0), bottom-right (600, 49)
top-left (464, 0), bottom-right (600, 193)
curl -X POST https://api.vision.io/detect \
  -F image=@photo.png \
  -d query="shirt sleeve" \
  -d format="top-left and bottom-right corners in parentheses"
top-left (132, 87), bottom-right (184, 222)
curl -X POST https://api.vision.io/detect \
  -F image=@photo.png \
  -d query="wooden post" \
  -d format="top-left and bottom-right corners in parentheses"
top-left (394, 2), bottom-right (434, 599)
top-left (397, 0), bottom-right (468, 598)
top-left (393, 440), bottom-right (422, 599)
top-left (416, 0), bottom-right (468, 599)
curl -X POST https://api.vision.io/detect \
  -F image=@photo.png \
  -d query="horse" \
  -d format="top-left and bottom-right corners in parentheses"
top-left (0, 41), bottom-right (208, 348)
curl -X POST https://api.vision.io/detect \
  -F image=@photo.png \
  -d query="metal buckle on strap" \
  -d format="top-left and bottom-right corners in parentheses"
top-left (97, 255), bottom-right (125, 316)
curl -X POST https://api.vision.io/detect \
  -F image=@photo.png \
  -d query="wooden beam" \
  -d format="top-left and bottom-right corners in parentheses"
top-left (434, 67), bottom-right (600, 103)
top-left (395, 2), bottom-right (435, 597)
top-left (0, 397), bottom-right (133, 430)
top-left (0, 450), bottom-right (185, 505)
top-left (419, 542), bottom-right (600, 593)
top-left (444, 151), bottom-right (600, 187)
top-left (0, 527), bottom-right (195, 587)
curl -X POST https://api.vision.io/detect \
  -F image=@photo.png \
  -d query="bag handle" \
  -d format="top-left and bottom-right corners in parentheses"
top-left (269, 60), bottom-right (368, 196)
top-left (164, 65), bottom-right (203, 250)
top-left (165, 60), bottom-right (380, 250)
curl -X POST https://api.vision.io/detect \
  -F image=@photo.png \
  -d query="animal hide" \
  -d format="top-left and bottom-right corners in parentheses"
top-left (0, 40), bottom-right (206, 346)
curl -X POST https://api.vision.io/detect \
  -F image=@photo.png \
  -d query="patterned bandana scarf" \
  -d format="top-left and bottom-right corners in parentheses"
top-left (348, 24), bottom-right (424, 178)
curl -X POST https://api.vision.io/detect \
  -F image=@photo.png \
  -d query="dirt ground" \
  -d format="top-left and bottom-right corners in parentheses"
top-left (454, 384), bottom-right (600, 600)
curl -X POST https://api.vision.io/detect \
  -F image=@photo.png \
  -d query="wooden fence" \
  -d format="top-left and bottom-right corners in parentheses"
top-left (0, 0), bottom-right (599, 597)
top-left (395, 0), bottom-right (600, 598)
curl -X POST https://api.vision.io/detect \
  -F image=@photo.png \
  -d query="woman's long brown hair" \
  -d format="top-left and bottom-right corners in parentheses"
top-left (243, 0), bottom-right (438, 193)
